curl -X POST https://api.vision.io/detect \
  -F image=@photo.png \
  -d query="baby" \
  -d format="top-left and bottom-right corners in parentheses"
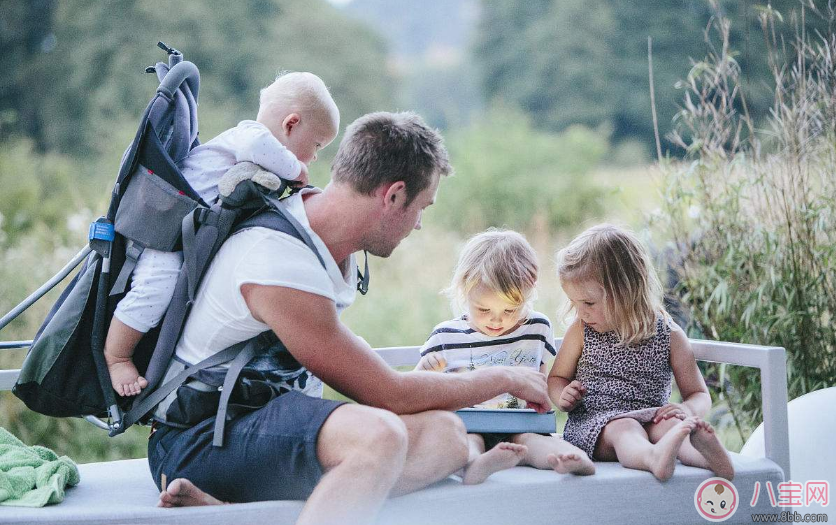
top-left (416, 229), bottom-right (595, 484)
top-left (105, 72), bottom-right (340, 396)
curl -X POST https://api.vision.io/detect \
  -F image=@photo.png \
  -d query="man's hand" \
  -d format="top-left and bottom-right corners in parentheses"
top-left (415, 354), bottom-right (447, 372)
top-left (557, 380), bottom-right (587, 412)
top-left (504, 368), bottom-right (551, 413)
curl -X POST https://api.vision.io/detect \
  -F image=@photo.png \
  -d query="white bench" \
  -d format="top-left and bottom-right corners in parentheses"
top-left (0, 339), bottom-right (789, 525)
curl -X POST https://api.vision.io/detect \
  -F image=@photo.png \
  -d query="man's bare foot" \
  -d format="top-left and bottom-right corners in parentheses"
top-left (690, 419), bottom-right (735, 480)
top-left (547, 453), bottom-right (596, 475)
top-left (158, 478), bottom-right (227, 507)
top-left (106, 358), bottom-right (148, 396)
top-left (648, 416), bottom-right (697, 481)
top-left (462, 443), bottom-right (527, 485)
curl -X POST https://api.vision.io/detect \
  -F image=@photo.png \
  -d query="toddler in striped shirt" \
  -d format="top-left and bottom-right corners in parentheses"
top-left (415, 229), bottom-right (595, 484)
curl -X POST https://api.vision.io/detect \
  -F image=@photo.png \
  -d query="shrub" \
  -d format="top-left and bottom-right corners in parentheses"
top-left (428, 105), bottom-right (608, 236)
top-left (653, 1), bottom-right (836, 439)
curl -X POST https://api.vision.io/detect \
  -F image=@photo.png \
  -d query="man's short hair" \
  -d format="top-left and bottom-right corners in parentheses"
top-left (331, 112), bottom-right (452, 205)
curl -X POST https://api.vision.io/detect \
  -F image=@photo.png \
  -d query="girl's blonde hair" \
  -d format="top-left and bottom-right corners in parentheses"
top-left (556, 224), bottom-right (669, 346)
top-left (447, 229), bottom-right (539, 317)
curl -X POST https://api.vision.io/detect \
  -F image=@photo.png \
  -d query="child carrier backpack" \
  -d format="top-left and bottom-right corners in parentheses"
top-left (12, 42), bottom-right (204, 427)
top-left (8, 42), bottom-right (370, 445)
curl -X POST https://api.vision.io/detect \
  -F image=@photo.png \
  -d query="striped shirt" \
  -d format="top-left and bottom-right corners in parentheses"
top-left (418, 312), bottom-right (556, 409)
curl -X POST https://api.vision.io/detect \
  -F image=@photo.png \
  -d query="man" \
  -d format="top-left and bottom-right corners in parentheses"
top-left (151, 112), bottom-right (551, 525)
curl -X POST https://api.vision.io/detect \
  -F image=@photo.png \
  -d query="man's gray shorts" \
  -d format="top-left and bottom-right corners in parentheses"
top-left (148, 391), bottom-right (346, 502)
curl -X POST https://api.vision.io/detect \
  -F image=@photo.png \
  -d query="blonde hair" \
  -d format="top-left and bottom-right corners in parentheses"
top-left (556, 224), bottom-right (669, 346)
top-left (257, 71), bottom-right (339, 132)
top-left (447, 229), bottom-right (539, 317)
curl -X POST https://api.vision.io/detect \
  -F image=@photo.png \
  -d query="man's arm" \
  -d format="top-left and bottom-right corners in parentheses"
top-left (242, 283), bottom-right (550, 414)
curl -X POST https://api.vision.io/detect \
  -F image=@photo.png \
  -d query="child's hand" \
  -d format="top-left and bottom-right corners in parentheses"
top-left (416, 353), bottom-right (447, 372)
top-left (652, 402), bottom-right (689, 423)
top-left (558, 380), bottom-right (587, 412)
top-left (289, 163), bottom-right (309, 188)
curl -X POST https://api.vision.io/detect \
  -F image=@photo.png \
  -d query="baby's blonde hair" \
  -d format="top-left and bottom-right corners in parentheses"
top-left (447, 229), bottom-right (539, 317)
top-left (257, 71), bottom-right (339, 131)
top-left (556, 224), bottom-right (669, 346)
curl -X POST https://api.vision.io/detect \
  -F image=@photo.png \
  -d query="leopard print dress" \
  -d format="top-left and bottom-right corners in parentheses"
top-left (563, 317), bottom-right (673, 458)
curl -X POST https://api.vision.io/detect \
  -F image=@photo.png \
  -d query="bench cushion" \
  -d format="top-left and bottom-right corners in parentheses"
top-left (3, 453), bottom-right (782, 525)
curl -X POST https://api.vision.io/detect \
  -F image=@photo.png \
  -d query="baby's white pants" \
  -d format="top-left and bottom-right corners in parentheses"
top-left (113, 248), bottom-right (183, 333)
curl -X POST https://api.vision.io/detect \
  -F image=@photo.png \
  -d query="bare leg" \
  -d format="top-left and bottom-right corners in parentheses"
top-left (597, 417), bottom-right (697, 481)
top-left (159, 403), bottom-right (409, 523)
top-left (156, 409), bottom-right (466, 519)
top-left (649, 417), bottom-right (734, 480)
top-left (461, 435), bottom-right (527, 485)
top-left (466, 433), bottom-right (487, 466)
top-left (104, 317), bottom-right (148, 396)
top-left (296, 404), bottom-right (408, 525)
top-left (511, 433), bottom-right (595, 475)
top-left (689, 419), bottom-right (734, 480)
top-left (388, 411), bottom-right (470, 495)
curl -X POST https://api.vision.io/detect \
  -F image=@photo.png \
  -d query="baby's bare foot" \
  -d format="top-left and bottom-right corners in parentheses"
top-left (462, 442), bottom-right (527, 485)
top-left (649, 416), bottom-right (697, 481)
top-left (158, 478), bottom-right (226, 507)
top-left (690, 419), bottom-right (735, 481)
top-left (107, 359), bottom-right (148, 397)
top-left (547, 452), bottom-right (596, 476)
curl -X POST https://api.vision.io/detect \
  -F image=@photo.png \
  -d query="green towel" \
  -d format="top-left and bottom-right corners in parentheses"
top-left (0, 427), bottom-right (80, 507)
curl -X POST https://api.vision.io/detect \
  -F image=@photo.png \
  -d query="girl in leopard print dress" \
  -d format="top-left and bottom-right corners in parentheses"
top-left (547, 224), bottom-right (734, 481)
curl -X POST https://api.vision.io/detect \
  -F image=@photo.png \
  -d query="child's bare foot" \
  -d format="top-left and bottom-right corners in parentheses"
top-left (547, 452), bottom-right (596, 475)
top-left (462, 442), bottom-right (527, 485)
top-left (690, 419), bottom-right (735, 480)
top-left (158, 478), bottom-right (227, 507)
top-left (649, 416), bottom-right (697, 481)
top-left (106, 358), bottom-right (148, 396)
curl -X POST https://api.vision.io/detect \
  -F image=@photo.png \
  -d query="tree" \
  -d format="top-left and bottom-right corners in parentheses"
top-left (3, 0), bottom-right (397, 157)
top-left (473, 0), bottom-right (827, 154)
top-left (0, 0), bottom-right (59, 151)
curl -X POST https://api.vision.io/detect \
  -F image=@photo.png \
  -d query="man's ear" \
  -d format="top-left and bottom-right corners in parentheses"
top-left (380, 181), bottom-right (408, 211)
top-left (281, 113), bottom-right (301, 136)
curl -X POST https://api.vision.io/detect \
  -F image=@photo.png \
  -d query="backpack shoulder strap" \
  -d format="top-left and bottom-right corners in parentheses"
top-left (233, 194), bottom-right (328, 270)
top-left (117, 193), bottom-right (327, 442)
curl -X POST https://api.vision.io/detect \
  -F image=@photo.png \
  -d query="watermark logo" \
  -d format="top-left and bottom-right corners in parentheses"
top-left (695, 477), bottom-right (739, 522)
top-left (750, 480), bottom-right (830, 508)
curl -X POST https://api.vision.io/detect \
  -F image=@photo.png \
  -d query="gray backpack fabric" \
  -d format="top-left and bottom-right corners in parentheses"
top-left (116, 180), bottom-right (331, 447)
top-left (13, 42), bottom-right (204, 423)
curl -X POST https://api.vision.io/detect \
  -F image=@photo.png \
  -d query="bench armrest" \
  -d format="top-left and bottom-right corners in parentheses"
top-left (689, 340), bottom-right (790, 479)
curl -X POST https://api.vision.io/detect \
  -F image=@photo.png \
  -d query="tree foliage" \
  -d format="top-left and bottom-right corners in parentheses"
top-left (474, 0), bottom-right (829, 154)
top-left (0, 0), bottom-right (396, 156)
top-left (654, 3), bottom-right (836, 440)
top-left (429, 104), bottom-right (608, 235)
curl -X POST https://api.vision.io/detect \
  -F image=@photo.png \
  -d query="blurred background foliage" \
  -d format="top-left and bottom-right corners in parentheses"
top-left (651, 1), bottom-right (836, 448)
top-left (0, 0), bottom-right (833, 460)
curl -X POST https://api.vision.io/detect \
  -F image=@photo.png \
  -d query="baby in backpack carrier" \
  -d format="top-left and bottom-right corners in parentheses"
top-left (104, 71), bottom-right (340, 396)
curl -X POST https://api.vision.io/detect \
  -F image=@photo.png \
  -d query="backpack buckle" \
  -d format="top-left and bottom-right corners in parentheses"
top-left (88, 218), bottom-right (115, 242)
top-left (88, 217), bottom-right (115, 258)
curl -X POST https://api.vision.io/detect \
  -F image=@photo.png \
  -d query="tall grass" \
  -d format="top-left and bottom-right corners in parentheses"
top-left (653, 0), bottom-right (836, 441)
